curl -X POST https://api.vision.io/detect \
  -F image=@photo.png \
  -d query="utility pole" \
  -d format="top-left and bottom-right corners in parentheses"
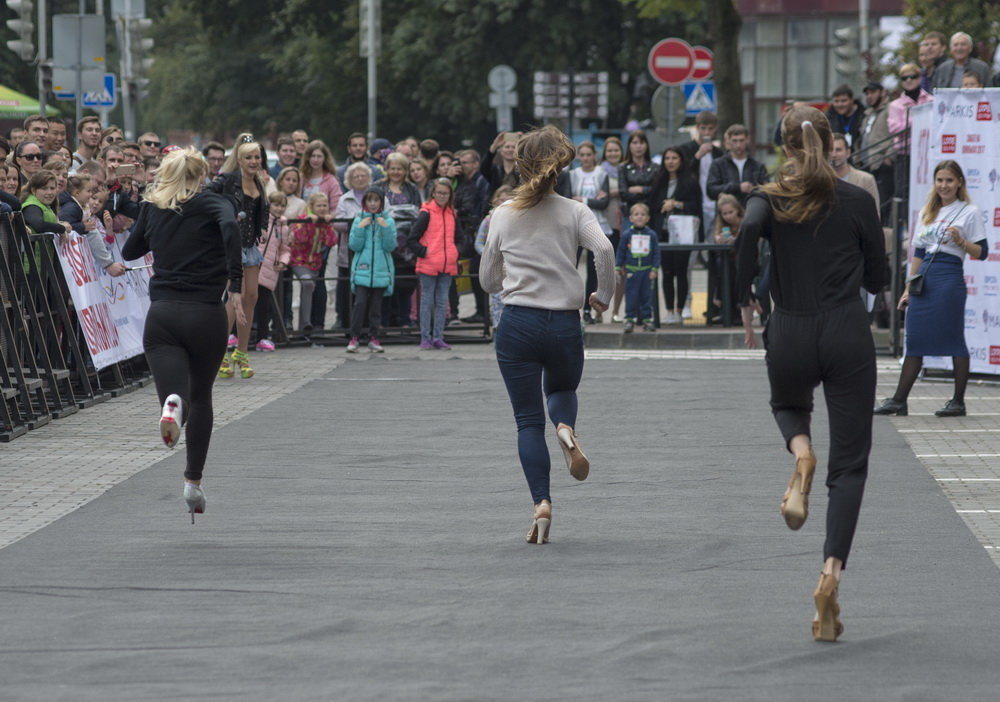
top-left (365, 0), bottom-right (377, 139)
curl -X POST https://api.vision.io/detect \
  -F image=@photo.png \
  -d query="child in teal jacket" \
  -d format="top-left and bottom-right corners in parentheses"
top-left (347, 188), bottom-right (397, 352)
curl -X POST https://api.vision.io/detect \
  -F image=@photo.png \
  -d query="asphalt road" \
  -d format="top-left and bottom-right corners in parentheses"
top-left (1, 354), bottom-right (998, 701)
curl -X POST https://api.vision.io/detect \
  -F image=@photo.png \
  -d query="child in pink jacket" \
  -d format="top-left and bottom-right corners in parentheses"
top-left (254, 191), bottom-right (293, 350)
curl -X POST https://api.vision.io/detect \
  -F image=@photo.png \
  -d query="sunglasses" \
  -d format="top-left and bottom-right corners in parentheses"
top-left (900, 74), bottom-right (920, 80)
top-left (21, 153), bottom-right (43, 161)
top-left (141, 140), bottom-right (161, 148)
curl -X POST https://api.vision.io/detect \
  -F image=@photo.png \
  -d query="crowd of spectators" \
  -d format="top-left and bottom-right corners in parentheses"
top-left (0, 29), bottom-right (987, 357)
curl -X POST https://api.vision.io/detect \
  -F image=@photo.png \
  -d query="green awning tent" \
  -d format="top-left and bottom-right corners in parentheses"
top-left (0, 85), bottom-right (59, 118)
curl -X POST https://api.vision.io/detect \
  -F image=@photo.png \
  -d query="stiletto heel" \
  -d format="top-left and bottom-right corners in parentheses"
top-left (780, 449), bottom-right (816, 531)
top-left (184, 482), bottom-right (206, 524)
top-left (556, 423), bottom-right (589, 481)
top-left (812, 572), bottom-right (844, 642)
top-left (525, 500), bottom-right (552, 544)
top-left (535, 518), bottom-right (551, 544)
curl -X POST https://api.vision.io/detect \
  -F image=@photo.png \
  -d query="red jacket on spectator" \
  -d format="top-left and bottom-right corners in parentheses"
top-left (410, 199), bottom-right (459, 276)
top-left (289, 219), bottom-right (336, 271)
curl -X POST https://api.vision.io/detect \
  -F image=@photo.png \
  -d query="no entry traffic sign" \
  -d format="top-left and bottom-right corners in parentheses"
top-left (648, 38), bottom-right (694, 86)
top-left (690, 46), bottom-right (715, 81)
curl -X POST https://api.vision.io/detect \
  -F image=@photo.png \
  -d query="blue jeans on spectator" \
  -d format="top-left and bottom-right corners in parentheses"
top-left (419, 273), bottom-right (451, 342)
top-left (494, 304), bottom-right (584, 504)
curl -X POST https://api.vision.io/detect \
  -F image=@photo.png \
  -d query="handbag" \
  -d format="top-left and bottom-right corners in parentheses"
top-left (907, 204), bottom-right (968, 297)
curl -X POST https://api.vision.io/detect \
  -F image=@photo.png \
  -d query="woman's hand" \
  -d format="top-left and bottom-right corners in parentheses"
top-left (231, 292), bottom-right (247, 326)
top-left (275, 262), bottom-right (287, 271)
top-left (105, 262), bottom-right (127, 277)
top-left (589, 293), bottom-right (609, 314)
top-left (946, 226), bottom-right (963, 246)
top-left (375, 216), bottom-right (387, 227)
top-left (628, 185), bottom-right (644, 194)
top-left (740, 301), bottom-right (762, 349)
top-left (897, 288), bottom-right (909, 310)
top-left (358, 216), bottom-right (372, 227)
top-left (661, 199), bottom-right (675, 213)
top-left (102, 211), bottom-right (114, 230)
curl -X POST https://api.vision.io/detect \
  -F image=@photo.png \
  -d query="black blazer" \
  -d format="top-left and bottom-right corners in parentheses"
top-left (207, 171), bottom-right (269, 246)
top-left (649, 175), bottom-right (702, 237)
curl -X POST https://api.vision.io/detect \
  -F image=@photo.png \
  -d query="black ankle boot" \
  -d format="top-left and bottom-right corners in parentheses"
top-left (873, 398), bottom-right (908, 416)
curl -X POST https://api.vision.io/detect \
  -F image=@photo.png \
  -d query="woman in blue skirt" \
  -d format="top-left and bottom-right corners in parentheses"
top-left (875, 160), bottom-right (987, 417)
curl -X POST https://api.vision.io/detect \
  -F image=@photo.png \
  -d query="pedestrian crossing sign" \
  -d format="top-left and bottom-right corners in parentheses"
top-left (683, 81), bottom-right (716, 116)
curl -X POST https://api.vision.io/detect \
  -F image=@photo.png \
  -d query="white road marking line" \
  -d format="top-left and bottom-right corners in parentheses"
top-left (920, 454), bottom-right (1000, 458)
top-left (935, 478), bottom-right (1000, 481)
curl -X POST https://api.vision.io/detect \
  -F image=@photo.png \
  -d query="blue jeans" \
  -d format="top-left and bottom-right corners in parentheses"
top-left (494, 305), bottom-right (584, 504)
top-left (419, 273), bottom-right (451, 342)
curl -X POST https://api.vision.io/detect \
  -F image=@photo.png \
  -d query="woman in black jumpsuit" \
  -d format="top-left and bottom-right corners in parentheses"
top-left (736, 106), bottom-right (886, 642)
top-left (123, 148), bottom-right (244, 522)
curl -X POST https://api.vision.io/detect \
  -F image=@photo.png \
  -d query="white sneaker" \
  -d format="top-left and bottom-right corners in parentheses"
top-left (160, 394), bottom-right (183, 449)
top-left (682, 305), bottom-right (692, 320)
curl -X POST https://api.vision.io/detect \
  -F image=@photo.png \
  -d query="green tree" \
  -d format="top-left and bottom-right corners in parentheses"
top-left (621, 0), bottom-right (742, 131)
top-left (902, 0), bottom-right (1000, 62)
top-left (141, 0), bottom-right (700, 155)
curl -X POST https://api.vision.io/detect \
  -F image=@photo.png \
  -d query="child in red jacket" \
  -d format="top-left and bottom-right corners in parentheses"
top-left (289, 192), bottom-right (336, 333)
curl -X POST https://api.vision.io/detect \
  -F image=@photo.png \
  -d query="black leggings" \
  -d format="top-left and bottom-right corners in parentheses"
top-left (661, 250), bottom-right (690, 310)
top-left (764, 301), bottom-right (875, 567)
top-left (143, 300), bottom-right (228, 482)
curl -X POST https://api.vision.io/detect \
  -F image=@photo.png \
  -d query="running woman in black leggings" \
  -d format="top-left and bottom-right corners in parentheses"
top-left (123, 147), bottom-right (244, 522)
top-left (736, 106), bottom-right (886, 641)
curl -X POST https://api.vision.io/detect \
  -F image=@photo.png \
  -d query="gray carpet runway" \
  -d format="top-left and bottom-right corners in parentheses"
top-left (1, 356), bottom-right (998, 700)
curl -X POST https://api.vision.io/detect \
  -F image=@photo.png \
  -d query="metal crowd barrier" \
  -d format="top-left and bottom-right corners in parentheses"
top-left (263, 215), bottom-right (491, 346)
top-left (0, 212), bottom-right (151, 442)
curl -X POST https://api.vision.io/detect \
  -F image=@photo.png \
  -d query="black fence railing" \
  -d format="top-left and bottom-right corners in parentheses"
top-left (0, 212), bottom-right (152, 442)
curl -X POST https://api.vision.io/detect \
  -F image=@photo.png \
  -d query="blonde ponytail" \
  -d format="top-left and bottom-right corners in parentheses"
top-left (761, 105), bottom-right (837, 223)
top-left (510, 125), bottom-right (575, 210)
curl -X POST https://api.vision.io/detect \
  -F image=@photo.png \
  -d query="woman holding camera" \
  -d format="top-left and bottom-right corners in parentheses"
top-left (875, 160), bottom-right (987, 417)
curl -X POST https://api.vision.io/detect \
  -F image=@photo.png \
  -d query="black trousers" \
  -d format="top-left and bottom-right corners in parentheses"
top-left (310, 249), bottom-right (331, 329)
top-left (660, 249), bottom-right (690, 311)
top-left (143, 300), bottom-right (228, 482)
top-left (765, 300), bottom-right (876, 567)
top-left (349, 285), bottom-right (385, 339)
top-left (253, 283), bottom-right (277, 342)
top-left (335, 265), bottom-right (352, 329)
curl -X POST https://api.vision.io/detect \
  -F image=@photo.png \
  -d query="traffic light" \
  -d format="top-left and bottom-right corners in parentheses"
top-left (131, 17), bottom-right (154, 75)
top-left (5, 0), bottom-right (35, 61)
top-left (833, 26), bottom-right (864, 85)
top-left (865, 28), bottom-right (891, 79)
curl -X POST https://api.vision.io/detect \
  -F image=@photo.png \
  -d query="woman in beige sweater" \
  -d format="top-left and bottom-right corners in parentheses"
top-left (481, 126), bottom-right (616, 545)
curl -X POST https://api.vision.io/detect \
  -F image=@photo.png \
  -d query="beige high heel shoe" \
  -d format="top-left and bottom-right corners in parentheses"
top-left (525, 500), bottom-right (552, 544)
top-left (556, 423), bottom-right (589, 481)
top-left (812, 572), bottom-right (844, 642)
top-left (780, 450), bottom-right (816, 530)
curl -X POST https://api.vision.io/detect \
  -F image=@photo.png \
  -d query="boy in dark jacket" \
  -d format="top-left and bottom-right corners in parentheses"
top-left (615, 202), bottom-right (660, 332)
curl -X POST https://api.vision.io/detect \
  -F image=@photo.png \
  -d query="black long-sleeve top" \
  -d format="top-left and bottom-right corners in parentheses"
top-left (21, 205), bottom-right (65, 235)
top-left (735, 181), bottom-right (886, 311)
top-left (122, 193), bottom-right (242, 303)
